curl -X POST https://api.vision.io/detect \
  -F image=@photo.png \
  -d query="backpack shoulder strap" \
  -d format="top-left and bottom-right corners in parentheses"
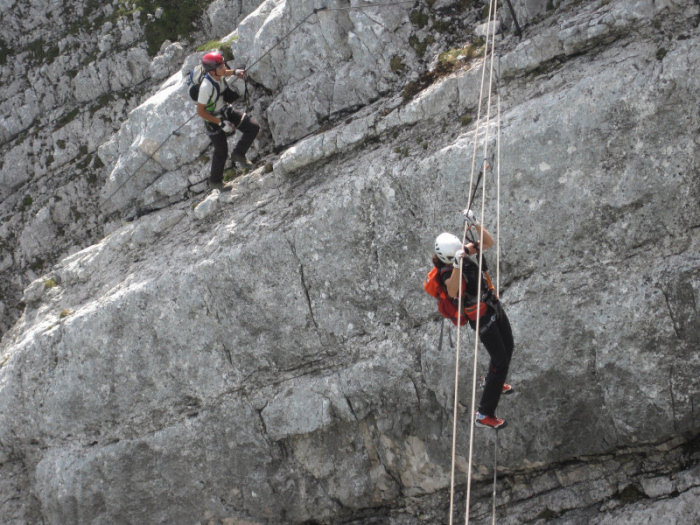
top-left (437, 266), bottom-right (455, 298)
top-left (461, 256), bottom-right (479, 271)
top-left (438, 266), bottom-right (453, 280)
top-left (205, 75), bottom-right (221, 94)
top-left (460, 256), bottom-right (490, 302)
top-left (201, 74), bottom-right (222, 109)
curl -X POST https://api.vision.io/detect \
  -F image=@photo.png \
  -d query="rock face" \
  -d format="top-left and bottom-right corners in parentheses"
top-left (232, 0), bottom-right (417, 147)
top-left (0, 0), bottom-right (263, 336)
top-left (1, 0), bottom-right (700, 524)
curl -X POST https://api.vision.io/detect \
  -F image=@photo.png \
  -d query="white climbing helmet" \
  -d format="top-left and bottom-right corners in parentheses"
top-left (434, 233), bottom-right (462, 264)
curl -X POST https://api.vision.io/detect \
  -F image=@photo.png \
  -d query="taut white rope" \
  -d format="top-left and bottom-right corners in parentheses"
top-left (496, 92), bottom-right (502, 297)
top-left (448, 0), bottom-right (501, 523)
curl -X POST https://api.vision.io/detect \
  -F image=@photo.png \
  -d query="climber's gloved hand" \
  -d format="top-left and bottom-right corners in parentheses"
top-left (463, 209), bottom-right (479, 228)
top-left (453, 249), bottom-right (465, 268)
top-left (234, 68), bottom-right (246, 79)
top-left (221, 121), bottom-right (236, 134)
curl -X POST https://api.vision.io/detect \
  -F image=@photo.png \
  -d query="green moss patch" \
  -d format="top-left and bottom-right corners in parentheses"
top-left (403, 40), bottom-right (484, 102)
top-left (121, 0), bottom-right (211, 55)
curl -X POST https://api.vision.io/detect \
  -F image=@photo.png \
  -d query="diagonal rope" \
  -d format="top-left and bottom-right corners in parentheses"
top-left (320, 0), bottom-right (417, 13)
top-left (244, 9), bottom-right (321, 72)
top-left (258, 0), bottom-right (416, 67)
top-left (101, 114), bottom-right (197, 207)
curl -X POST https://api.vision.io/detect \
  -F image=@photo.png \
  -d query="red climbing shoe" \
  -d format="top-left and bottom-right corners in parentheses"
top-left (481, 378), bottom-right (514, 395)
top-left (475, 412), bottom-right (507, 430)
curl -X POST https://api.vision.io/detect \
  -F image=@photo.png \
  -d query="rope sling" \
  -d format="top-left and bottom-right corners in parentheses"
top-left (446, 0), bottom-right (504, 523)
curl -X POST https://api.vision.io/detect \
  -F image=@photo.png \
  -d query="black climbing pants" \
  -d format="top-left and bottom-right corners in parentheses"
top-left (205, 107), bottom-right (260, 183)
top-left (471, 306), bottom-right (514, 417)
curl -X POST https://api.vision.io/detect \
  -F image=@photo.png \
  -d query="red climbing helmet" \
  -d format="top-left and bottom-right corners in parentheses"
top-left (202, 52), bottom-right (225, 71)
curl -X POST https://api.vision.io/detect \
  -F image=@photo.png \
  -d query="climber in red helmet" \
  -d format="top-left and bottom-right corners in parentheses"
top-left (196, 51), bottom-right (260, 191)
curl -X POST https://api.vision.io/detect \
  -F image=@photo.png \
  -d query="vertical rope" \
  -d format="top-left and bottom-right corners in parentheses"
top-left (496, 93), bottom-right (501, 296)
top-left (448, 297), bottom-right (463, 525)
top-left (449, 6), bottom-right (494, 510)
top-left (463, 0), bottom-right (499, 523)
top-left (492, 432), bottom-right (499, 525)
top-left (464, 18), bottom-right (491, 218)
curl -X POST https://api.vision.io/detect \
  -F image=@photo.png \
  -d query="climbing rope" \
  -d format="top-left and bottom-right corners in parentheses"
top-left (243, 8), bottom-right (323, 72)
top-left (246, 1), bottom-right (419, 73)
top-left (492, 431), bottom-right (499, 525)
top-left (465, 0), bottom-right (502, 521)
top-left (101, 114), bottom-right (197, 208)
top-left (445, 0), bottom-right (503, 523)
top-left (465, 2), bottom-right (501, 523)
top-left (496, 93), bottom-right (502, 296)
top-left (323, 0), bottom-right (417, 11)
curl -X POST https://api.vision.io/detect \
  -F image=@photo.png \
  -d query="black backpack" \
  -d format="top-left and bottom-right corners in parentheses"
top-left (188, 66), bottom-right (241, 107)
top-left (188, 65), bottom-right (219, 102)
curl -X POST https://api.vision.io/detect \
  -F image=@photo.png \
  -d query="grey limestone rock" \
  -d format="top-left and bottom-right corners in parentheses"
top-left (1, 0), bottom-right (699, 524)
top-left (0, 0), bottom-right (266, 336)
top-left (232, 0), bottom-right (419, 147)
